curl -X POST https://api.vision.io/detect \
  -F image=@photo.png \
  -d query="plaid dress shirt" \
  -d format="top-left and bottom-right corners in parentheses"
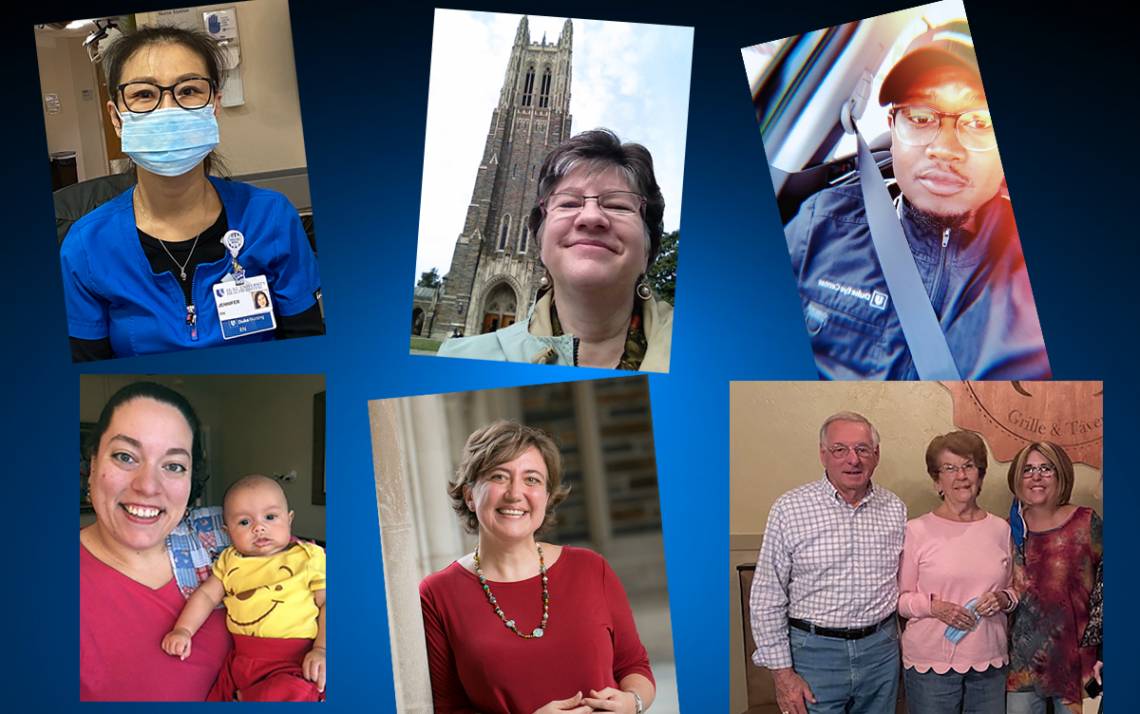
top-left (750, 474), bottom-right (906, 669)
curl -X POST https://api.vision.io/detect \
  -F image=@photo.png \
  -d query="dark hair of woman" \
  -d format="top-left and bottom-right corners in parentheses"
top-left (84, 381), bottom-right (210, 503)
top-left (102, 25), bottom-right (229, 176)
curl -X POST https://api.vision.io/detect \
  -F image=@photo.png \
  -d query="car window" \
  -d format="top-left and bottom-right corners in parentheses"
top-left (828, 10), bottom-right (964, 163)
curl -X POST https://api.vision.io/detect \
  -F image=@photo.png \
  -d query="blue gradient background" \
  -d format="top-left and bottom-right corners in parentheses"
top-left (7, 0), bottom-right (1133, 710)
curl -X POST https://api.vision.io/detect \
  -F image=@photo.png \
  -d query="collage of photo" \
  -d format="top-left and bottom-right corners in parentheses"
top-left (14, 0), bottom-right (1118, 712)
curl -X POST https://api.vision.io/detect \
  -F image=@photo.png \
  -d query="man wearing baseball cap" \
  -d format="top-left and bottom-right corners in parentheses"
top-left (782, 20), bottom-right (1050, 380)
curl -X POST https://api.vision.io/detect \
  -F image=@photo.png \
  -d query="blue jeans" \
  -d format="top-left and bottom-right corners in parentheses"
top-left (1005, 691), bottom-right (1074, 714)
top-left (789, 621), bottom-right (900, 714)
top-left (904, 666), bottom-right (1005, 714)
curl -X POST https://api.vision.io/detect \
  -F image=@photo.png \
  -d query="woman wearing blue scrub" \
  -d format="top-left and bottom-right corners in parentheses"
top-left (60, 26), bottom-right (322, 361)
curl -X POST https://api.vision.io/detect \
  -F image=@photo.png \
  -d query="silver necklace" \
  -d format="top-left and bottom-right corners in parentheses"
top-left (156, 228), bottom-right (204, 282)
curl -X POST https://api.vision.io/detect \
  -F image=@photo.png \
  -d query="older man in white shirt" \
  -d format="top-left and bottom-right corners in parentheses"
top-left (750, 411), bottom-right (906, 714)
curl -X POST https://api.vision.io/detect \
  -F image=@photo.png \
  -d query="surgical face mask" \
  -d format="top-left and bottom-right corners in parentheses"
top-left (944, 597), bottom-right (980, 644)
top-left (117, 106), bottom-right (219, 177)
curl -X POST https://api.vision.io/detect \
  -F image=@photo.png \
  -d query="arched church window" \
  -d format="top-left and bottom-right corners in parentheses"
top-left (498, 215), bottom-right (511, 251)
top-left (522, 66), bottom-right (535, 107)
top-left (518, 225), bottom-right (528, 253)
top-left (539, 67), bottom-right (552, 108)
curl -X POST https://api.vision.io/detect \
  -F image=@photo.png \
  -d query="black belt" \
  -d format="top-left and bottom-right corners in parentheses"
top-left (788, 613), bottom-right (895, 640)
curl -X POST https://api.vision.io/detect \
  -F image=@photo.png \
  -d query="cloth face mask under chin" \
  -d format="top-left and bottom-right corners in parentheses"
top-left (118, 106), bottom-right (220, 177)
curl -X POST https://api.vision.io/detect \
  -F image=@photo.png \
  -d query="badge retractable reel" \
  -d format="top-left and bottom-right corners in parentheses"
top-left (212, 230), bottom-right (276, 340)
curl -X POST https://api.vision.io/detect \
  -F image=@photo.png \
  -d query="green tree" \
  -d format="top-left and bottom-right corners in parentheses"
top-left (647, 230), bottom-right (678, 303)
top-left (418, 268), bottom-right (442, 289)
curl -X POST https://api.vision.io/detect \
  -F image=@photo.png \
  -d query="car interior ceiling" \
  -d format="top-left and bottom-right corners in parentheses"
top-left (761, 14), bottom-right (924, 225)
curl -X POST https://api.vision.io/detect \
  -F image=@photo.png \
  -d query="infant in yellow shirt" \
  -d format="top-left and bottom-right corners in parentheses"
top-left (162, 474), bottom-right (327, 701)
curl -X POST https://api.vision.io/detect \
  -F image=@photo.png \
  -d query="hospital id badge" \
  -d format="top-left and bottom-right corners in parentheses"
top-left (213, 275), bottom-right (276, 340)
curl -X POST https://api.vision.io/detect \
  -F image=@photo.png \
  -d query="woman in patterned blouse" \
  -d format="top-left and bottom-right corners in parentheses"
top-left (1005, 442), bottom-right (1102, 714)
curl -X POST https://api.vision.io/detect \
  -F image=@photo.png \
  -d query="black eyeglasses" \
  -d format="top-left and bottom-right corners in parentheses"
top-left (1021, 464), bottom-right (1056, 479)
top-left (891, 105), bottom-right (996, 152)
top-left (117, 77), bottom-right (216, 114)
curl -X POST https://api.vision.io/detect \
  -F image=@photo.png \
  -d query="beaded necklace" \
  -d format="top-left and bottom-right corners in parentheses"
top-left (473, 543), bottom-right (549, 639)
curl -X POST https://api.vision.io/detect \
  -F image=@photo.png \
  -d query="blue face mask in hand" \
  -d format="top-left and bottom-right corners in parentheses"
top-left (944, 597), bottom-right (980, 644)
top-left (117, 106), bottom-right (219, 177)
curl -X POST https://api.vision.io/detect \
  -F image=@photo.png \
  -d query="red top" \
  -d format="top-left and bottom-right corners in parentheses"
top-left (80, 543), bottom-right (232, 701)
top-left (420, 546), bottom-right (654, 714)
top-left (1007, 506), bottom-right (1102, 703)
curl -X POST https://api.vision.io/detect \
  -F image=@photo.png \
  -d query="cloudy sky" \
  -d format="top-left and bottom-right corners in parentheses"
top-left (414, 10), bottom-right (694, 280)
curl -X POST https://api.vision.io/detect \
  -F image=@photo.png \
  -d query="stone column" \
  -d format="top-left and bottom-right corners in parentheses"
top-left (572, 380), bottom-right (611, 553)
top-left (372, 396), bottom-right (465, 714)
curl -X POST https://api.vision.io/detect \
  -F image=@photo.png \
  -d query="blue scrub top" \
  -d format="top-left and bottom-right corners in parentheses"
top-left (60, 176), bottom-right (321, 357)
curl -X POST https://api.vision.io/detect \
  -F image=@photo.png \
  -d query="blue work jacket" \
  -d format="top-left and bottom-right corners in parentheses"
top-left (60, 177), bottom-right (320, 358)
top-left (784, 184), bottom-right (1051, 379)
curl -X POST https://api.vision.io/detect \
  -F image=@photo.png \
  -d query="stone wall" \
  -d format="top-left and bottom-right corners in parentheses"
top-left (429, 17), bottom-right (574, 340)
top-left (519, 377), bottom-right (661, 542)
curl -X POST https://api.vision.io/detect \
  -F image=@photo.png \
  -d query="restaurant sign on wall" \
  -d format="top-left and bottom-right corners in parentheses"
top-left (943, 381), bottom-right (1103, 469)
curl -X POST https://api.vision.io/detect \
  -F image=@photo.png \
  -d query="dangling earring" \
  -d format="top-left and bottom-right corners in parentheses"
top-left (539, 270), bottom-right (551, 290)
top-left (635, 275), bottom-right (652, 300)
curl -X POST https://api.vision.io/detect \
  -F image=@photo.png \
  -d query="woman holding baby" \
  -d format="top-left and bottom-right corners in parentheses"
top-left (79, 381), bottom-right (325, 701)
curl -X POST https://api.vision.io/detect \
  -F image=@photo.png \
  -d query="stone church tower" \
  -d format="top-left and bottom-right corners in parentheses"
top-left (430, 17), bottom-right (573, 339)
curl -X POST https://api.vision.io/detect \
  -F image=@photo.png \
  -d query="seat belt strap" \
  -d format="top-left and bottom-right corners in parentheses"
top-left (854, 129), bottom-right (962, 379)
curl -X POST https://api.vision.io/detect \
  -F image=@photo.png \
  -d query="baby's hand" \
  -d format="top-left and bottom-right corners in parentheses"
top-left (161, 628), bottom-right (193, 660)
top-left (303, 646), bottom-right (326, 692)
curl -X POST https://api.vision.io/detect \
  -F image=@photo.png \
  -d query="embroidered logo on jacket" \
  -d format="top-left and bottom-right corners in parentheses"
top-left (817, 278), bottom-right (890, 311)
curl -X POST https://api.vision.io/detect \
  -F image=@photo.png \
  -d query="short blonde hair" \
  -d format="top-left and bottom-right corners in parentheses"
top-left (447, 421), bottom-right (570, 535)
top-left (1007, 441), bottom-right (1075, 507)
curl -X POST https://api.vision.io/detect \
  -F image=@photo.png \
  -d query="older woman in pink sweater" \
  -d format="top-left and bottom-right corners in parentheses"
top-left (898, 431), bottom-right (1018, 714)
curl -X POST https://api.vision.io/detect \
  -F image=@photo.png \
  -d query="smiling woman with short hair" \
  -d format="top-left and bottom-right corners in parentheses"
top-left (438, 130), bottom-right (673, 371)
top-left (1005, 442), bottom-right (1102, 714)
top-left (897, 430), bottom-right (1017, 714)
top-left (420, 420), bottom-right (656, 714)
